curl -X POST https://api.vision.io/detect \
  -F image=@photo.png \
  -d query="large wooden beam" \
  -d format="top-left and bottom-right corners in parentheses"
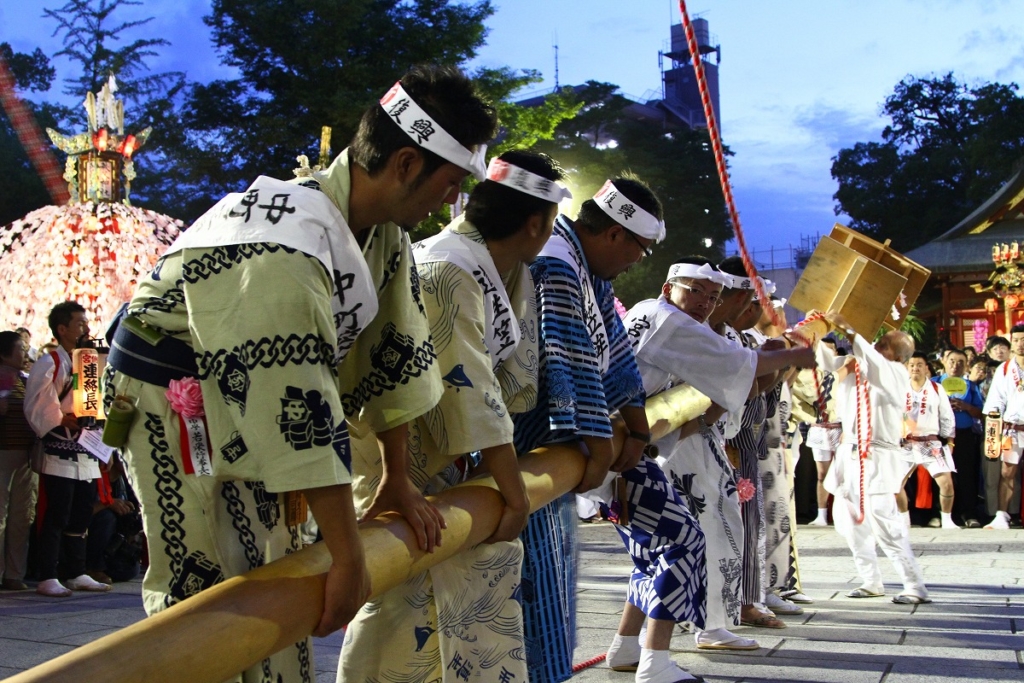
top-left (3, 383), bottom-right (708, 683)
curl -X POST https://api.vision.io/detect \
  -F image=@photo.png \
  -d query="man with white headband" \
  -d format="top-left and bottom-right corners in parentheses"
top-left (709, 258), bottom-right (797, 628)
top-left (623, 257), bottom-right (815, 660)
top-left (748, 298), bottom-right (811, 607)
top-left (512, 174), bottom-right (665, 683)
top-left (104, 64), bottom-right (497, 683)
top-left (339, 150), bottom-right (569, 683)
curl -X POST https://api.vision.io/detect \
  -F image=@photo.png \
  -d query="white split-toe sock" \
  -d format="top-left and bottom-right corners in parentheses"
top-left (635, 648), bottom-right (702, 682)
top-left (65, 574), bottom-right (112, 592)
top-left (36, 578), bottom-right (72, 597)
top-left (607, 633), bottom-right (641, 671)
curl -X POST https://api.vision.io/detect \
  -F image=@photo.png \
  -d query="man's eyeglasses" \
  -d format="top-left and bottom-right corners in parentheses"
top-left (624, 230), bottom-right (654, 258)
top-left (673, 282), bottom-right (722, 306)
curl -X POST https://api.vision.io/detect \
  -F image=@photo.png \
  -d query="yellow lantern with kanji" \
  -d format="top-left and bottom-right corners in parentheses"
top-left (1006, 293), bottom-right (1021, 309)
top-left (72, 348), bottom-right (106, 419)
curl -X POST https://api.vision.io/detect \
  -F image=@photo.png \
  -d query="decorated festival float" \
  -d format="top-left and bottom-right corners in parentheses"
top-left (0, 74), bottom-right (183, 345)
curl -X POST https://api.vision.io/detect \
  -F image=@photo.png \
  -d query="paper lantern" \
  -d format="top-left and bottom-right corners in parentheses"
top-left (1006, 293), bottom-right (1020, 309)
top-left (72, 347), bottom-right (106, 418)
top-left (984, 298), bottom-right (1000, 313)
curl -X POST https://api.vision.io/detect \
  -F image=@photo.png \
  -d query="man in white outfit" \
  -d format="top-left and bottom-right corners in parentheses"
top-left (981, 324), bottom-right (1024, 529)
top-left (896, 352), bottom-right (958, 530)
top-left (816, 313), bottom-right (930, 604)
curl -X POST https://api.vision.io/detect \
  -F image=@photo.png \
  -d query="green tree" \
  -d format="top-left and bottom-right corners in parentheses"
top-left (832, 73), bottom-right (1024, 251)
top-left (160, 0), bottom-right (495, 220)
top-left (43, 0), bottom-right (184, 116)
top-left (0, 44), bottom-right (60, 225)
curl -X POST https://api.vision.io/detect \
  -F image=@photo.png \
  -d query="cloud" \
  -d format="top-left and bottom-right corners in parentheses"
top-left (793, 102), bottom-right (885, 154)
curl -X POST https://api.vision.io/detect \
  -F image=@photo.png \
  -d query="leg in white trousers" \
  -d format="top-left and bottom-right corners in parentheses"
top-left (833, 492), bottom-right (927, 598)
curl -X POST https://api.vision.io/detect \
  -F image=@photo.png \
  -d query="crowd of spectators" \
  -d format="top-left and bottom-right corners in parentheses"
top-left (0, 302), bottom-right (142, 596)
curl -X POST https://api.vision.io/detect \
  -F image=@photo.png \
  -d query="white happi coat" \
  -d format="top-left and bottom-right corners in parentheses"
top-left (817, 335), bottom-right (911, 499)
top-left (983, 359), bottom-right (1024, 452)
top-left (340, 217), bottom-right (537, 683)
top-left (903, 380), bottom-right (955, 466)
top-left (624, 297), bottom-right (756, 629)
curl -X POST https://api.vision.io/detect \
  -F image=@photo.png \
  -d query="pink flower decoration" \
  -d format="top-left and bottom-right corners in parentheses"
top-left (166, 377), bottom-right (204, 418)
top-left (614, 297), bottom-right (628, 319)
top-left (736, 477), bottom-right (756, 504)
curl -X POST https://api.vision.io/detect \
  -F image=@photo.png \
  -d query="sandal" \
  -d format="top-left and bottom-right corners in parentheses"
top-left (696, 629), bottom-right (760, 650)
top-left (740, 613), bottom-right (787, 629)
top-left (845, 587), bottom-right (884, 598)
top-left (892, 594), bottom-right (932, 605)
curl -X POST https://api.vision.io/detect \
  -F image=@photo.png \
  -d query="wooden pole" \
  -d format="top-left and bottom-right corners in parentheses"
top-left (3, 383), bottom-right (708, 683)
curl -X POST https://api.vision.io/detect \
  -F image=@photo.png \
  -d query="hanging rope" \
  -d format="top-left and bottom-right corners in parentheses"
top-left (0, 53), bottom-right (70, 206)
top-left (676, 0), bottom-right (780, 328)
top-left (678, 2), bottom-right (871, 522)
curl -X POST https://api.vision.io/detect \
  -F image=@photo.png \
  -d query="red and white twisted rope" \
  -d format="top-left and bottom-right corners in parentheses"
top-left (677, 0), bottom-right (780, 328)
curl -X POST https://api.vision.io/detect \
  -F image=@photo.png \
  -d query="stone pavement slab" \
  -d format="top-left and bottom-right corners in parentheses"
top-left (2, 524), bottom-right (1024, 681)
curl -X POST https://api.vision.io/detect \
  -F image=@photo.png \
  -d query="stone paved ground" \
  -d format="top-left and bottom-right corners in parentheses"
top-left (572, 523), bottom-right (1024, 683)
top-left (1, 524), bottom-right (1022, 682)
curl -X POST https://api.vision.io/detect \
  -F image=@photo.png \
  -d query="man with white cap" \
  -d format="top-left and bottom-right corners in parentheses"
top-left (104, 65), bottom-right (497, 682)
top-left (512, 175), bottom-right (669, 683)
top-left (621, 258), bottom-right (815, 659)
top-left (340, 150), bottom-right (571, 683)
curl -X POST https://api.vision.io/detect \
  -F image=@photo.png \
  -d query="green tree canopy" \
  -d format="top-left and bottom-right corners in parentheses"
top-left (0, 43), bottom-right (60, 226)
top-left (832, 73), bottom-right (1024, 251)
top-left (161, 0), bottom-right (495, 219)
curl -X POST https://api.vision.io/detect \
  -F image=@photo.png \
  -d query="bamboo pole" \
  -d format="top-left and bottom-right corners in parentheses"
top-left (4, 383), bottom-right (708, 683)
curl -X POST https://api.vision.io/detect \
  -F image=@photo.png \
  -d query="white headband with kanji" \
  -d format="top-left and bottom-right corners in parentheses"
top-left (380, 82), bottom-right (488, 181)
top-left (592, 180), bottom-right (666, 242)
top-left (719, 272), bottom-right (756, 290)
top-left (486, 158), bottom-right (573, 203)
top-left (666, 262), bottom-right (728, 286)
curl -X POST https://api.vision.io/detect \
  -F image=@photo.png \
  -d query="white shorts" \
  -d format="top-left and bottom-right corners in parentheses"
top-left (807, 423), bottom-right (841, 463)
top-left (811, 448), bottom-right (834, 463)
top-left (1001, 441), bottom-right (1023, 465)
top-left (901, 442), bottom-right (956, 476)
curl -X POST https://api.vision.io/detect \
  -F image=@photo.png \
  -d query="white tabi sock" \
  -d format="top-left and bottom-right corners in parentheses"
top-left (816, 507), bottom-right (829, 521)
top-left (941, 512), bottom-right (955, 525)
top-left (901, 510), bottom-right (911, 529)
top-left (636, 648), bottom-right (698, 683)
top-left (607, 633), bottom-right (641, 669)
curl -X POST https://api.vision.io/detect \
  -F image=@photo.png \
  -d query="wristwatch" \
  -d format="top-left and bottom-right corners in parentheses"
top-left (628, 430), bottom-right (651, 444)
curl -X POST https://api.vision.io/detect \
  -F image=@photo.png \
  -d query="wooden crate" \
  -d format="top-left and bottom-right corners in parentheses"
top-left (828, 224), bottom-right (931, 330)
top-left (789, 234), bottom-right (909, 339)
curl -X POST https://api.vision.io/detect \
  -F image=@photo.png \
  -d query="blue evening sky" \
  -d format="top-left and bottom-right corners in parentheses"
top-left (3, 0), bottom-right (1022, 256)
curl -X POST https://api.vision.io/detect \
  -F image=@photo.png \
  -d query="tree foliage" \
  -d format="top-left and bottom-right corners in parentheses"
top-left (43, 0), bottom-right (184, 112)
top-left (832, 73), bottom-right (1024, 251)
top-left (160, 0), bottom-right (496, 219)
top-left (0, 44), bottom-right (60, 226)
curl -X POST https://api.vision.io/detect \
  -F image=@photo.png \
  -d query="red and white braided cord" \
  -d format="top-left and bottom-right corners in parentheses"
top-left (852, 360), bottom-right (871, 524)
top-left (678, 1), bottom-right (869, 522)
top-left (677, 0), bottom-right (780, 328)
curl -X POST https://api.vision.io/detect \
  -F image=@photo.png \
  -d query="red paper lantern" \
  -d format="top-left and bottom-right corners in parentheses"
top-left (1006, 294), bottom-right (1020, 309)
top-left (985, 298), bottom-right (1000, 313)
